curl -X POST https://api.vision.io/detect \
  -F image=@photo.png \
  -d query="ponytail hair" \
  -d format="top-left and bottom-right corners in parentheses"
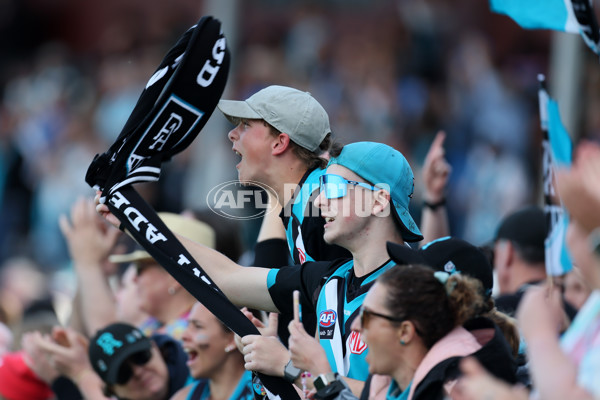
top-left (479, 296), bottom-right (520, 358)
top-left (377, 264), bottom-right (485, 349)
top-left (444, 273), bottom-right (487, 327)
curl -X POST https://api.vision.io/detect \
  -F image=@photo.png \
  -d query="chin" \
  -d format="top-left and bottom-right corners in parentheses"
top-left (237, 172), bottom-right (253, 185)
top-left (322, 231), bottom-right (337, 245)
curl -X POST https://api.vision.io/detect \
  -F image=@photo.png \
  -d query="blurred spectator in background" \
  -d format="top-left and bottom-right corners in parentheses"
top-left (114, 264), bottom-right (151, 328)
top-left (184, 208), bottom-right (245, 263)
top-left (109, 213), bottom-right (216, 340)
top-left (0, 256), bottom-right (52, 327)
top-left (28, 322), bottom-right (189, 399)
top-left (492, 205), bottom-right (577, 321)
top-left (59, 197), bottom-right (125, 337)
top-left (563, 266), bottom-right (593, 312)
top-left (0, 350), bottom-right (54, 400)
top-left (172, 301), bottom-right (253, 400)
top-left (492, 206), bottom-right (549, 315)
top-left (0, 322), bottom-right (13, 356)
top-left (0, 0), bottom-right (554, 274)
top-left (0, 298), bottom-right (61, 400)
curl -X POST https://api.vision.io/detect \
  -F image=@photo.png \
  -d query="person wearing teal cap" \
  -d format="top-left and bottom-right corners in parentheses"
top-left (96, 141), bottom-right (421, 397)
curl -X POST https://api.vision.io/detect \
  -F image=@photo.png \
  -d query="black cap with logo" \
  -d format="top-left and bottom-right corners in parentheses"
top-left (386, 237), bottom-right (494, 298)
top-left (88, 323), bottom-right (153, 385)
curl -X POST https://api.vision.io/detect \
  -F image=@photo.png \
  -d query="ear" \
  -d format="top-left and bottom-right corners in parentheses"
top-left (272, 133), bottom-right (292, 155)
top-left (372, 189), bottom-right (391, 216)
top-left (224, 331), bottom-right (237, 353)
top-left (396, 320), bottom-right (418, 345)
top-left (504, 241), bottom-right (515, 268)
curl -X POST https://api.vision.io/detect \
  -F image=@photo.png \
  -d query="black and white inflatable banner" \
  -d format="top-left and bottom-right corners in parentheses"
top-left (86, 16), bottom-right (300, 400)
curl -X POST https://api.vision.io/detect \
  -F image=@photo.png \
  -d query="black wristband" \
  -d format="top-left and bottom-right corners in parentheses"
top-left (423, 198), bottom-right (446, 210)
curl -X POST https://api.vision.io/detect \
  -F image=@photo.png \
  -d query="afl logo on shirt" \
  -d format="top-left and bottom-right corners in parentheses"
top-left (319, 310), bottom-right (337, 327)
top-left (319, 309), bottom-right (337, 340)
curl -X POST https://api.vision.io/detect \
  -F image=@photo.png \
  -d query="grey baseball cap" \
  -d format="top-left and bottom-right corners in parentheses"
top-left (217, 85), bottom-right (331, 152)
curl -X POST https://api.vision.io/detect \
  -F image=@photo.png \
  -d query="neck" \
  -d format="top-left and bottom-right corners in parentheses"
top-left (268, 157), bottom-right (310, 207)
top-left (207, 356), bottom-right (246, 400)
top-left (508, 262), bottom-right (547, 293)
top-left (349, 220), bottom-right (404, 277)
top-left (156, 296), bottom-right (194, 325)
top-left (391, 349), bottom-right (425, 393)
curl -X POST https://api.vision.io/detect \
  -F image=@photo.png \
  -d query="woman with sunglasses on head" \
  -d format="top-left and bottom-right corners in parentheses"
top-left (171, 301), bottom-right (255, 400)
top-left (97, 141), bottom-right (423, 397)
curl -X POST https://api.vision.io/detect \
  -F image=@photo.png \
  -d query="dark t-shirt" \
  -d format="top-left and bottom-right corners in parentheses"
top-left (494, 281), bottom-right (577, 321)
top-left (267, 260), bottom-right (341, 340)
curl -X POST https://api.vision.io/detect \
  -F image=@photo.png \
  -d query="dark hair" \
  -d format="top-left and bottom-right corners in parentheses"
top-left (485, 308), bottom-right (520, 357)
top-left (479, 296), bottom-right (520, 358)
top-left (377, 264), bottom-right (485, 349)
top-left (511, 241), bottom-right (545, 265)
top-left (266, 122), bottom-right (342, 169)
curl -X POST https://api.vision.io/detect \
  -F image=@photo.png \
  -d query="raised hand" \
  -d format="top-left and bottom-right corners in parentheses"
top-left (59, 197), bottom-right (121, 275)
top-left (288, 320), bottom-right (330, 376)
top-left (423, 130), bottom-right (451, 203)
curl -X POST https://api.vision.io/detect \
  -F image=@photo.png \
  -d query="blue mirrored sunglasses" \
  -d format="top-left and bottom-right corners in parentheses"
top-left (319, 174), bottom-right (378, 199)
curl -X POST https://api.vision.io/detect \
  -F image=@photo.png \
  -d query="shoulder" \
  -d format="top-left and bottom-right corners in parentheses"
top-left (493, 293), bottom-right (522, 316)
top-left (464, 317), bottom-right (518, 384)
top-left (170, 383), bottom-right (194, 400)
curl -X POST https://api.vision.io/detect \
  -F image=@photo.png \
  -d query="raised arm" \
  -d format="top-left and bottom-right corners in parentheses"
top-left (420, 130), bottom-right (451, 244)
top-left (176, 234), bottom-right (277, 311)
top-left (60, 197), bottom-right (121, 336)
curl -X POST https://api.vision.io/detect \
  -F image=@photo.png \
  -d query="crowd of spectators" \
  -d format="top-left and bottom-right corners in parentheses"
top-left (0, 1), bottom-right (599, 399)
top-left (0, 0), bottom-right (569, 274)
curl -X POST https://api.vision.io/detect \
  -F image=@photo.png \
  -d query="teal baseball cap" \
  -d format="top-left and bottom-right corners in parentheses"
top-left (328, 142), bottom-right (423, 242)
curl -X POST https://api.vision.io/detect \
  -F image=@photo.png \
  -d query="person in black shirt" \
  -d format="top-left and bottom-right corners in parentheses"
top-left (492, 205), bottom-right (577, 320)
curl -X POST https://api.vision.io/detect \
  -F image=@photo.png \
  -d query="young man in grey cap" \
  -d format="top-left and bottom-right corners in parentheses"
top-left (217, 85), bottom-right (352, 266)
top-left (218, 86), bottom-right (354, 346)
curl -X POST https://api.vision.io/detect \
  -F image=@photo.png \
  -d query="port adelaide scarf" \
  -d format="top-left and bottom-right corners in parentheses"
top-left (86, 16), bottom-right (299, 400)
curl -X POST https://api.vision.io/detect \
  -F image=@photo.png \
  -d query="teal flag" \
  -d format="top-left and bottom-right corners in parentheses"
top-left (538, 75), bottom-right (573, 276)
top-left (490, 0), bottom-right (600, 56)
top-left (490, 0), bottom-right (579, 32)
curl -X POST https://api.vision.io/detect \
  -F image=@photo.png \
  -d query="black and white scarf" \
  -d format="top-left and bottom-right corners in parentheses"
top-left (86, 16), bottom-right (299, 400)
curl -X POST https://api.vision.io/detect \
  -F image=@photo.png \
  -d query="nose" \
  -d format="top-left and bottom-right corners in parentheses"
top-left (314, 188), bottom-right (328, 210)
top-left (130, 363), bottom-right (146, 380)
top-left (350, 314), bottom-right (362, 333)
top-left (227, 125), bottom-right (240, 143)
top-left (181, 326), bottom-right (192, 343)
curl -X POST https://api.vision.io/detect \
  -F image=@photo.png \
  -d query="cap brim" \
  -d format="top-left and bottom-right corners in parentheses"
top-left (108, 250), bottom-right (152, 264)
top-left (104, 340), bottom-right (153, 385)
top-left (392, 202), bottom-right (423, 242)
top-left (386, 241), bottom-right (425, 265)
top-left (217, 100), bottom-right (262, 124)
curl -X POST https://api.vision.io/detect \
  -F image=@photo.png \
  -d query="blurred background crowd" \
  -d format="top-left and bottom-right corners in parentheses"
top-left (0, 0), bottom-right (598, 335)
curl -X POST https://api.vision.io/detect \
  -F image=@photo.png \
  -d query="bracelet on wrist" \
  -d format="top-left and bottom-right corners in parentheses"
top-left (423, 198), bottom-right (446, 210)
